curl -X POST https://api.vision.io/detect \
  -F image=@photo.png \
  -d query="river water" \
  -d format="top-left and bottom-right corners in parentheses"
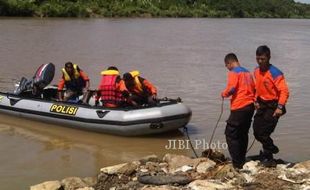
top-left (0, 18), bottom-right (309, 189)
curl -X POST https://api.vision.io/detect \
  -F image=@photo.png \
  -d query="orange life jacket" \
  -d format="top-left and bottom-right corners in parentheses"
top-left (61, 64), bottom-right (85, 91)
top-left (62, 64), bottom-right (80, 81)
top-left (129, 70), bottom-right (143, 93)
top-left (128, 70), bottom-right (157, 96)
top-left (98, 70), bottom-right (124, 106)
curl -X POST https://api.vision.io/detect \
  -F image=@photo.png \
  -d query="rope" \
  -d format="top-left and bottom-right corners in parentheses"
top-left (247, 139), bottom-right (256, 153)
top-left (206, 98), bottom-right (224, 158)
top-left (183, 126), bottom-right (199, 158)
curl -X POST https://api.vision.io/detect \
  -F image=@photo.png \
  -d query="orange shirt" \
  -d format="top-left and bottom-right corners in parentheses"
top-left (131, 78), bottom-right (157, 95)
top-left (254, 65), bottom-right (289, 106)
top-left (57, 70), bottom-right (89, 91)
top-left (222, 66), bottom-right (255, 110)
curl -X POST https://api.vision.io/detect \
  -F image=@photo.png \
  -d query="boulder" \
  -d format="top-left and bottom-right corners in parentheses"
top-left (188, 180), bottom-right (234, 190)
top-left (196, 160), bottom-right (216, 173)
top-left (100, 162), bottom-right (138, 175)
top-left (163, 154), bottom-right (209, 173)
top-left (82, 177), bottom-right (97, 187)
top-left (242, 161), bottom-right (260, 174)
top-left (175, 165), bottom-right (194, 173)
top-left (30, 181), bottom-right (61, 190)
top-left (138, 174), bottom-right (192, 185)
top-left (293, 160), bottom-right (310, 173)
top-left (141, 185), bottom-right (181, 190)
top-left (117, 162), bottom-right (138, 175)
top-left (212, 164), bottom-right (236, 179)
top-left (100, 163), bottom-right (127, 174)
top-left (139, 155), bottom-right (161, 164)
top-left (61, 177), bottom-right (88, 190)
top-left (76, 188), bottom-right (94, 190)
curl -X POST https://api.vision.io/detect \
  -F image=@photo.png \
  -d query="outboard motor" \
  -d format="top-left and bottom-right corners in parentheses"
top-left (14, 63), bottom-right (55, 96)
top-left (33, 62), bottom-right (55, 90)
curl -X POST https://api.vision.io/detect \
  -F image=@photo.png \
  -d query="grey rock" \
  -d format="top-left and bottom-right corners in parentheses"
top-left (61, 177), bottom-right (88, 190)
top-left (141, 185), bottom-right (184, 190)
top-left (30, 181), bottom-right (61, 190)
top-left (188, 180), bottom-right (234, 190)
top-left (293, 160), bottom-right (310, 172)
top-left (196, 160), bottom-right (216, 173)
top-left (163, 154), bottom-right (209, 173)
top-left (82, 177), bottom-right (97, 187)
top-left (100, 162), bottom-right (138, 175)
top-left (140, 155), bottom-right (160, 164)
top-left (138, 174), bottom-right (192, 185)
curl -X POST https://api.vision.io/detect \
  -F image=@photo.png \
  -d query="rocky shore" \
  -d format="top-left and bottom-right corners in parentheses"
top-left (31, 151), bottom-right (310, 190)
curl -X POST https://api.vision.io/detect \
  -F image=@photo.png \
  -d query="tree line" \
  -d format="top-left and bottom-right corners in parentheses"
top-left (1, 0), bottom-right (310, 18)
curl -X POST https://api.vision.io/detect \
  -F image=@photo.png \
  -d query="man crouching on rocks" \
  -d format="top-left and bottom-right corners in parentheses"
top-left (221, 53), bottom-right (255, 169)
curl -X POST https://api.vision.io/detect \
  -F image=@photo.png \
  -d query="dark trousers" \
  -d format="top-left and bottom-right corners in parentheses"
top-left (131, 94), bottom-right (156, 106)
top-left (253, 103), bottom-right (280, 158)
top-left (225, 103), bottom-right (255, 168)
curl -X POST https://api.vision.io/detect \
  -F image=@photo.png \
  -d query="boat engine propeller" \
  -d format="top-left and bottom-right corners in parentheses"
top-left (14, 63), bottom-right (55, 96)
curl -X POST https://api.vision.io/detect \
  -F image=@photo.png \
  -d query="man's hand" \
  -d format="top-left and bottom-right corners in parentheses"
top-left (273, 108), bottom-right (283, 117)
top-left (151, 94), bottom-right (157, 100)
top-left (57, 91), bottom-right (63, 101)
top-left (254, 102), bottom-right (260, 110)
top-left (95, 100), bottom-right (99, 106)
top-left (221, 92), bottom-right (225, 98)
top-left (82, 88), bottom-right (89, 94)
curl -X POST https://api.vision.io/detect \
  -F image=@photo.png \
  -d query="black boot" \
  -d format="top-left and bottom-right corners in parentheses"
top-left (259, 150), bottom-right (277, 168)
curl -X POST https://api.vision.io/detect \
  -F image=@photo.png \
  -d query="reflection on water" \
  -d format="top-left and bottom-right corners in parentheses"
top-left (0, 114), bottom-right (189, 189)
top-left (0, 18), bottom-right (310, 190)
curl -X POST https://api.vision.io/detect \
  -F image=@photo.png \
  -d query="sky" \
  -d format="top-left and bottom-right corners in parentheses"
top-left (295, 0), bottom-right (310, 3)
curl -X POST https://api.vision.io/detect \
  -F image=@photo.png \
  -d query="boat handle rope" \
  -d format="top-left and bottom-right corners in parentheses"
top-left (205, 98), bottom-right (225, 158)
top-left (205, 98), bottom-right (256, 157)
top-left (183, 126), bottom-right (199, 158)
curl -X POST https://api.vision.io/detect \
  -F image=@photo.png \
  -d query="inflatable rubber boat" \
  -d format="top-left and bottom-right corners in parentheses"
top-left (0, 88), bottom-right (191, 136)
top-left (0, 63), bottom-right (191, 136)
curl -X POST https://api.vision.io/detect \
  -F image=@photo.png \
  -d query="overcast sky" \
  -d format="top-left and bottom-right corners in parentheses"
top-left (295, 0), bottom-right (310, 3)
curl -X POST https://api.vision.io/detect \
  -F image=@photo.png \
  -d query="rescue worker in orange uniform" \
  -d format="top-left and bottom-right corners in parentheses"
top-left (123, 70), bottom-right (157, 106)
top-left (57, 62), bottom-right (90, 103)
top-left (221, 53), bottom-right (255, 169)
top-left (95, 66), bottom-right (129, 108)
top-left (253, 45), bottom-right (289, 167)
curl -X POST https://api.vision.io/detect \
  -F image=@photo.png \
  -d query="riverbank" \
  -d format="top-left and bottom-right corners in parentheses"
top-left (1, 0), bottom-right (310, 18)
top-left (31, 151), bottom-right (310, 190)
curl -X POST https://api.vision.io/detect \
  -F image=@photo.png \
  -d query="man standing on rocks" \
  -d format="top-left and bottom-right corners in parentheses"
top-left (253, 45), bottom-right (289, 167)
top-left (221, 53), bottom-right (255, 169)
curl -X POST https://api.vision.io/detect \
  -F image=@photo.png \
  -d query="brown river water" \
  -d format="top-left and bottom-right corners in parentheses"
top-left (0, 18), bottom-right (309, 189)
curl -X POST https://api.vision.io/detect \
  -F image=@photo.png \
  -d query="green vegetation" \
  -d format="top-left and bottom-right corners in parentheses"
top-left (0, 0), bottom-right (310, 18)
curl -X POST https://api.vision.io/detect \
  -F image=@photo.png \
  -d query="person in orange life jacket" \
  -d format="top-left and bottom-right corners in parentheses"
top-left (95, 66), bottom-right (130, 108)
top-left (221, 53), bottom-right (255, 169)
top-left (123, 70), bottom-right (157, 106)
top-left (57, 62), bottom-right (90, 103)
top-left (253, 45), bottom-right (289, 167)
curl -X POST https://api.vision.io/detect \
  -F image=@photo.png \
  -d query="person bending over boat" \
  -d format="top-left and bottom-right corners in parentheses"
top-left (221, 53), bottom-right (255, 170)
top-left (57, 62), bottom-right (90, 104)
top-left (123, 70), bottom-right (157, 106)
top-left (253, 45), bottom-right (289, 167)
top-left (95, 66), bottom-right (130, 108)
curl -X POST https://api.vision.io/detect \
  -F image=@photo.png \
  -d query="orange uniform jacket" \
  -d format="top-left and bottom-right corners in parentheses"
top-left (57, 70), bottom-right (89, 91)
top-left (222, 67), bottom-right (255, 110)
top-left (254, 65), bottom-right (289, 106)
